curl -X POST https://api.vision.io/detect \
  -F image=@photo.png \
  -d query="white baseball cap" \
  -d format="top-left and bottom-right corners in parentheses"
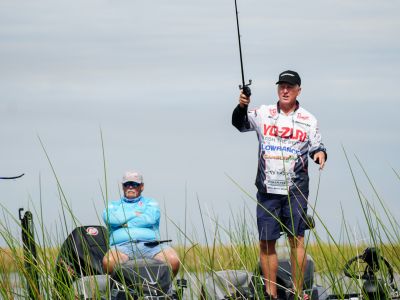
top-left (122, 171), bottom-right (143, 184)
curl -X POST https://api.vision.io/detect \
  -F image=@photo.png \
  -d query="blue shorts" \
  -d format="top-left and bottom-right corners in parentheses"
top-left (256, 191), bottom-right (308, 241)
top-left (114, 241), bottom-right (170, 260)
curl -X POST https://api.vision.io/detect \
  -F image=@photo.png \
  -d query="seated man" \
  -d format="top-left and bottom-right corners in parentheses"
top-left (102, 170), bottom-right (180, 276)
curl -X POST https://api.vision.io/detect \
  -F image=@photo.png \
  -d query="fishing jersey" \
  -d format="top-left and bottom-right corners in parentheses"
top-left (103, 195), bottom-right (160, 246)
top-left (232, 102), bottom-right (326, 196)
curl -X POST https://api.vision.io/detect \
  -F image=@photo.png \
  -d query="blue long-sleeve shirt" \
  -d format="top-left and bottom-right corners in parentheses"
top-left (103, 195), bottom-right (160, 246)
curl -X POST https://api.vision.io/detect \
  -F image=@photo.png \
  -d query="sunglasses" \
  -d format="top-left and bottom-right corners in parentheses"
top-left (123, 181), bottom-right (141, 188)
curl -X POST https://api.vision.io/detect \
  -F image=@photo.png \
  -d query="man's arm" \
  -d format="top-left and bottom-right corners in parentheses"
top-left (312, 151), bottom-right (327, 170)
top-left (127, 199), bottom-right (160, 227)
top-left (308, 119), bottom-right (327, 170)
top-left (103, 201), bottom-right (136, 227)
top-left (232, 91), bottom-right (253, 131)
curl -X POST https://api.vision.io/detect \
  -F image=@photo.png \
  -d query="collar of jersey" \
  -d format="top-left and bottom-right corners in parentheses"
top-left (276, 100), bottom-right (300, 115)
top-left (122, 195), bottom-right (142, 203)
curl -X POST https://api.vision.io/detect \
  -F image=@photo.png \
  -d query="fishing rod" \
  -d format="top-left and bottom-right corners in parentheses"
top-left (0, 173), bottom-right (25, 180)
top-left (234, 0), bottom-right (251, 127)
top-left (234, 0), bottom-right (252, 96)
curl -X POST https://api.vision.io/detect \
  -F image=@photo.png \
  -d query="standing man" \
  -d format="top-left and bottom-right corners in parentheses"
top-left (232, 70), bottom-right (327, 299)
top-left (102, 170), bottom-right (180, 276)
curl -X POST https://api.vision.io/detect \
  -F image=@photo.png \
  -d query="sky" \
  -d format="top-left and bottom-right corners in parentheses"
top-left (1, 0), bottom-right (399, 247)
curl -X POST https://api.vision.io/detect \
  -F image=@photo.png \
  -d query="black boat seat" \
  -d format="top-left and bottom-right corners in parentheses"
top-left (54, 226), bottom-right (109, 299)
top-left (111, 258), bottom-right (172, 296)
top-left (54, 226), bottom-right (109, 280)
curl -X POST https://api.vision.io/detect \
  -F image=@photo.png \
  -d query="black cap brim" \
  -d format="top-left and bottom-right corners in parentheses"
top-left (276, 80), bottom-right (297, 86)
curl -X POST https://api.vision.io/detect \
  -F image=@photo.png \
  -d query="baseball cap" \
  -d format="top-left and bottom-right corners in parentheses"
top-left (122, 171), bottom-right (143, 184)
top-left (276, 70), bottom-right (301, 86)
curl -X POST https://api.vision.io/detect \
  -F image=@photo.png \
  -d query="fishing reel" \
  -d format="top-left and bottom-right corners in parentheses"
top-left (239, 80), bottom-right (252, 129)
top-left (343, 247), bottom-right (398, 299)
top-left (239, 80), bottom-right (252, 97)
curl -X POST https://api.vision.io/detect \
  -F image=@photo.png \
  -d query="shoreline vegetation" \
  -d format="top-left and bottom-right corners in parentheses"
top-left (0, 145), bottom-right (399, 298)
top-left (0, 239), bottom-right (399, 299)
top-left (1, 207), bottom-right (399, 300)
top-left (1, 243), bottom-right (399, 274)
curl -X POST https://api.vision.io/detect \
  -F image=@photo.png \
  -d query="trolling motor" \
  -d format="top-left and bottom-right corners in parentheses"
top-left (343, 247), bottom-right (399, 300)
top-left (19, 208), bottom-right (40, 300)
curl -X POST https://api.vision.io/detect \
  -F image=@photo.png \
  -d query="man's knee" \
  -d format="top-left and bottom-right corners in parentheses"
top-left (102, 253), bottom-right (114, 273)
top-left (102, 250), bottom-right (128, 273)
top-left (154, 248), bottom-right (180, 273)
top-left (288, 236), bottom-right (305, 249)
top-left (169, 255), bottom-right (180, 273)
top-left (260, 240), bottom-right (277, 254)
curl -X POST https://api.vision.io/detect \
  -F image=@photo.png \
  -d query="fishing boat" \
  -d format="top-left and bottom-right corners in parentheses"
top-left (200, 246), bottom-right (400, 300)
top-left (20, 209), bottom-right (399, 300)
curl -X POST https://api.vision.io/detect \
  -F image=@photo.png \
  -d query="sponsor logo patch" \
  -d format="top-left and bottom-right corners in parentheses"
top-left (86, 227), bottom-right (99, 236)
top-left (263, 124), bottom-right (307, 142)
top-left (297, 113), bottom-right (309, 121)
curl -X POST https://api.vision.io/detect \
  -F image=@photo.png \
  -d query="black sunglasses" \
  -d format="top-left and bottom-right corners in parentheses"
top-left (123, 181), bottom-right (141, 188)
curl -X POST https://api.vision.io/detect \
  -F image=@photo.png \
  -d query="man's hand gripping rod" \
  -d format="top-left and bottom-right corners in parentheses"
top-left (234, 0), bottom-right (251, 127)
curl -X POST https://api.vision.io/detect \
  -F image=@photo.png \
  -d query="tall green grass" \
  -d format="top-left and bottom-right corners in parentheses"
top-left (0, 142), bottom-right (399, 299)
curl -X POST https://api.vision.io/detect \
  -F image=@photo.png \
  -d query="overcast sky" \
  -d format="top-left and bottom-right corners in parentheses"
top-left (1, 0), bottom-right (399, 247)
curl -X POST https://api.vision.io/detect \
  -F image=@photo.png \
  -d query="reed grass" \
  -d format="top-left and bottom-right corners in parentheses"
top-left (0, 141), bottom-right (399, 299)
top-left (2, 243), bottom-right (398, 278)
